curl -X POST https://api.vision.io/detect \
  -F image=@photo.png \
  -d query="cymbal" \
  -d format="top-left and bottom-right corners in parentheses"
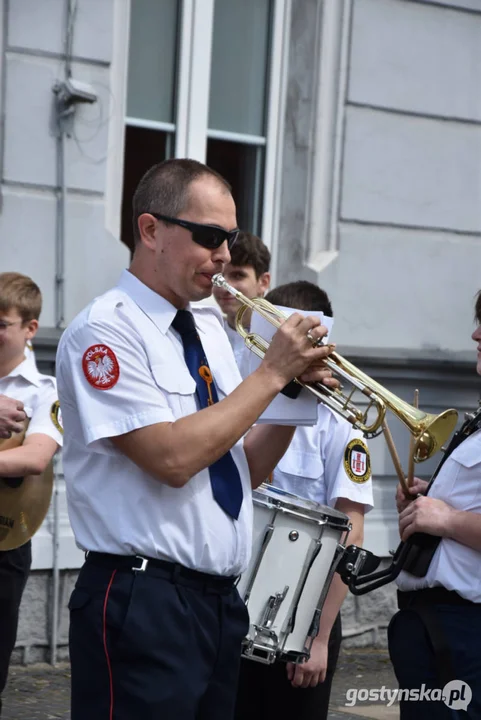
top-left (0, 420), bottom-right (54, 550)
top-left (0, 464), bottom-right (54, 550)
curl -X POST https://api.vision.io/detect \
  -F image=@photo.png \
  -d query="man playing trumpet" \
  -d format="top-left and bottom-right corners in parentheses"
top-left (56, 159), bottom-right (337, 720)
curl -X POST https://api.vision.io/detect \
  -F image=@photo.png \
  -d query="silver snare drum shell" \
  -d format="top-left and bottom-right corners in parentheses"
top-left (238, 483), bottom-right (351, 665)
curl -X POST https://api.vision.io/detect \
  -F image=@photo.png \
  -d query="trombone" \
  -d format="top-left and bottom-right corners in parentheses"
top-left (212, 274), bottom-right (458, 462)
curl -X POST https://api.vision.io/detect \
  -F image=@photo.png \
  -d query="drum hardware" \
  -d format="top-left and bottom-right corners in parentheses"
top-left (308, 608), bottom-right (322, 642)
top-left (261, 586), bottom-right (289, 629)
top-left (306, 541), bottom-right (349, 641)
top-left (242, 521), bottom-right (275, 605)
top-left (244, 587), bottom-right (290, 664)
top-left (212, 273), bottom-right (458, 461)
top-left (339, 545), bottom-right (370, 579)
top-left (283, 535), bottom-right (323, 635)
top-left (243, 636), bottom-right (278, 665)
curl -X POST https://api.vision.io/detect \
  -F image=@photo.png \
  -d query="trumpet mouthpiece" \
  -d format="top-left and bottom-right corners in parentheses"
top-left (211, 273), bottom-right (226, 288)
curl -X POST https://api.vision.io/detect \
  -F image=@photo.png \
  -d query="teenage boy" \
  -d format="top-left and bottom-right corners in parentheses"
top-left (212, 231), bottom-right (270, 375)
top-left (214, 250), bottom-right (373, 720)
top-left (0, 272), bottom-right (63, 716)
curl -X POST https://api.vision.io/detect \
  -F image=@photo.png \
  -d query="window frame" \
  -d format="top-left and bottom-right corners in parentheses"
top-left (304, 0), bottom-right (352, 272)
top-left (119, 0), bottom-right (290, 266)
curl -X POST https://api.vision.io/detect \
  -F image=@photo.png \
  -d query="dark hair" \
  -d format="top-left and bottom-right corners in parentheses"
top-left (228, 231), bottom-right (271, 277)
top-left (265, 281), bottom-right (333, 316)
top-left (475, 290), bottom-right (481, 324)
top-left (0, 272), bottom-right (42, 321)
top-left (132, 158), bottom-right (232, 244)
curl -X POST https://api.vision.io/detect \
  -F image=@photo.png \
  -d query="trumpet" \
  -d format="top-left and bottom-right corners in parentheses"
top-left (212, 274), bottom-right (458, 462)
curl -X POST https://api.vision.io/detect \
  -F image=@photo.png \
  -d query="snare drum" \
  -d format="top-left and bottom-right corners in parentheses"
top-left (237, 484), bottom-right (351, 665)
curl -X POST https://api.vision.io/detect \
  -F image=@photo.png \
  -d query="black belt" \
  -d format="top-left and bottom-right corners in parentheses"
top-left (85, 552), bottom-right (236, 595)
top-left (398, 587), bottom-right (479, 609)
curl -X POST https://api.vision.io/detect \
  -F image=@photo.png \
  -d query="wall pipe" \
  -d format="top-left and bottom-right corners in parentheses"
top-left (50, 0), bottom-right (77, 666)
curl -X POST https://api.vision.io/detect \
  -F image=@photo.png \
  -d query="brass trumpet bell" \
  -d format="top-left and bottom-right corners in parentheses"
top-left (212, 274), bottom-right (458, 462)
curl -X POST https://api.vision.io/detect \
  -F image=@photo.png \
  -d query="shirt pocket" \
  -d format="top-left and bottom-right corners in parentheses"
top-left (450, 439), bottom-right (481, 469)
top-left (209, 358), bottom-right (241, 401)
top-left (434, 437), bottom-right (481, 508)
top-left (151, 362), bottom-right (197, 418)
top-left (277, 449), bottom-right (323, 481)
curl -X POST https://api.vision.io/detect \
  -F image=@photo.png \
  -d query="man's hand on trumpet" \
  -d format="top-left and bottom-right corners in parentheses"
top-left (261, 313), bottom-right (338, 390)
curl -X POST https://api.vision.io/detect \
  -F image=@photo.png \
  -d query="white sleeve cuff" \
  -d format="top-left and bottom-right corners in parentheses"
top-left (85, 408), bottom-right (175, 445)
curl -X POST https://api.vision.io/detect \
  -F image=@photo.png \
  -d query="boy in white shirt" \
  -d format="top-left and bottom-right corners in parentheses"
top-left (0, 272), bottom-right (63, 716)
top-left (220, 274), bottom-right (373, 720)
top-left (212, 231), bottom-right (270, 377)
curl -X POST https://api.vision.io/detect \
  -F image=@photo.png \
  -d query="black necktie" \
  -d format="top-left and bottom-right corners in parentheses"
top-left (171, 310), bottom-right (243, 520)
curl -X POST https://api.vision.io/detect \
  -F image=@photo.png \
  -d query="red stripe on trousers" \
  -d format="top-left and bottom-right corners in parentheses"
top-left (102, 570), bottom-right (117, 720)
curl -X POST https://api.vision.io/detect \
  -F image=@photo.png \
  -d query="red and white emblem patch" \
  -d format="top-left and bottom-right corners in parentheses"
top-left (343, 439), bottom-right (371, 484)
top-left (351, 451), bottom-right (366, 476)
top-left (82, 344), bottom-right (120, 390)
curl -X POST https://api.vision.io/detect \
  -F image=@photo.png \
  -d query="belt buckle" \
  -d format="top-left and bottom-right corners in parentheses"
top-left (132, 555), bottom-right (149, 573)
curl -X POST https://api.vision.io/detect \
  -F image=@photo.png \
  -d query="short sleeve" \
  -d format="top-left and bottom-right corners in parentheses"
top-left (323, 417), bottom-right (374, 512)
top-left (26, 379), bottom-right (63, 447)
top-left (57, 312), bottom-right (176, 446)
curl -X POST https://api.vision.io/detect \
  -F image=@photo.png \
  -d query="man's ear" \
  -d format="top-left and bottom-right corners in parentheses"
top-left (25, 319), bottom-right (39, 340)
top-left (137, 213), bottom-right (157, 250)
top-left (258, 272), bottom-right (271, 296)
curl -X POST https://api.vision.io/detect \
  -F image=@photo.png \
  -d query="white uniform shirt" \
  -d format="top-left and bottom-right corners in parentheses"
top-left (273, 406), bottom-right (374, 510)
top-left (25, 342), bottom-right (37, 370)
top-left (56, 270), bottom-right (253, 576)
top-left (223, 321), bottom-right (249, 378)
top-left (397, 428), bottom-right (481, 602)
top-left (0, 358), bottom-right (63, 445)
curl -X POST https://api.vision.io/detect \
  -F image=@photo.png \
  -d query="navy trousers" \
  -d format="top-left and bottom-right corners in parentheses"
top-left (388, 601), bottom-right (481, 719)
top-left (69, 554), bottom-right (249, 720)
top-left (0, 541), bottom-right (31, 715)
top-left (234, 613), bottom-right (342, 720)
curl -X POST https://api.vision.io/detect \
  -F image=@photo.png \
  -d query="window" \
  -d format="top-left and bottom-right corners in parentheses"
top-left (207, 0), bottom-right (272, 234)
top-left (121, 0), bottom-right (180, 251)
top-left (207, 139), bottom-right (264, 235)
top-left (121, 0), bottom-right (288, 255)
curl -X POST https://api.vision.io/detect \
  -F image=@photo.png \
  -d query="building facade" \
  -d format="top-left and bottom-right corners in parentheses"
top-left (0, 0), bottom-right (480, 661)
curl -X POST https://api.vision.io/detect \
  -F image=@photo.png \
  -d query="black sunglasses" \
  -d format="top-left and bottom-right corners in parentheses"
top-left (150, 213), bottom-right (239, 250)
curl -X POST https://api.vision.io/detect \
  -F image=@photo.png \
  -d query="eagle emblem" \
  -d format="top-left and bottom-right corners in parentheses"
top-left (82, 345), bottom-right (120, 390)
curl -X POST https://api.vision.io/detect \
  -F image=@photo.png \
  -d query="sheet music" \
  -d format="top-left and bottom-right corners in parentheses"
top-left (245, 305), bottom-right (334, 425)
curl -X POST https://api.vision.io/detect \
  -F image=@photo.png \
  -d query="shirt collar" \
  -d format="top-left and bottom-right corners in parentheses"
top-left (5, 357), bottom-right (41, 387)
top-left (116, 269), bottom-right (201, 335)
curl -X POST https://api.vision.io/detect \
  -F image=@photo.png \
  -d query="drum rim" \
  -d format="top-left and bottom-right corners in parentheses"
top-left (253, 483), bottom-right (351, 528)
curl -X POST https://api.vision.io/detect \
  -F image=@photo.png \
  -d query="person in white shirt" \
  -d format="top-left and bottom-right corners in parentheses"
top-left (212, 231), bottom-right (270, 377)
top-left (24, 341), bottom-right (37, 369)
top-left (0, 272), bottom-right (63, 718)
top-left (226, 279), bottom-right (373, 720)
top-left (56, 158), bottom-right (338, 720)
top-left (389, 289), bottom-right (481, 719)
